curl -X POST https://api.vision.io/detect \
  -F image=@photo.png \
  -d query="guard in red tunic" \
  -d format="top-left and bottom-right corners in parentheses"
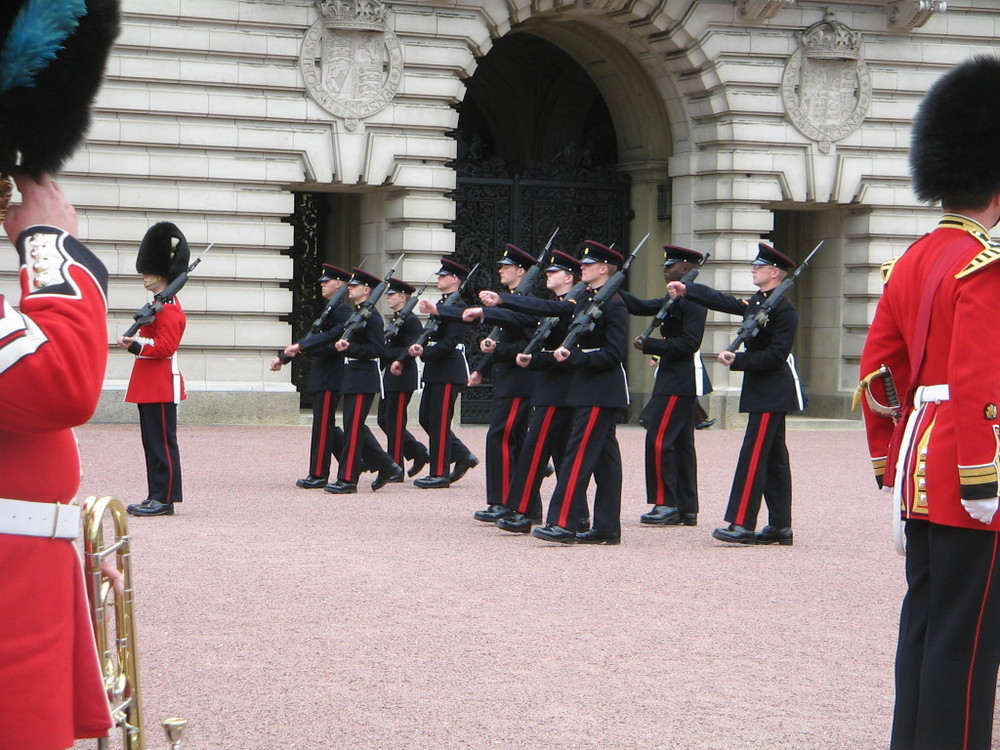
top-left (859, 56), bottom-right (1000, 750)
top-left (0, 1), bottom-right (120, 744)
top-left (119, 223), bottom-right (189, 517)
top-left (0, 175), bottom-right (114, 750)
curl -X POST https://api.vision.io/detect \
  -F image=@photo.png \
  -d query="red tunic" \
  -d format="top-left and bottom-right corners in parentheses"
top-left (861, 215), bottom-right (1000, 531)
top-left (124, 298), bottom-right (186, 404)
top-left (0, 226), bottom-right (113, 748)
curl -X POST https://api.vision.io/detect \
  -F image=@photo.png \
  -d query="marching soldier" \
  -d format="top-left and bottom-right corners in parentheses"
top-left (469, 249), bottom-right (588, 533)
top-left (859, 55), bottom-right (1000, 750)
top-left (668, 243), bottom-right (802, 545)
top-left (379, 278), bottom-right (431, 480)
top-left (621, 245), bottom-right (711, 527)
top-left (395, 258), bottom-right (478, 488)
top-left (483, 241), bottom-right (629, 544)
top-left (468, 244), bottom-right (539, 523)
top-left (272, 263), bottom-right (352, 489)
top-left (119, 222), bottom-right (189, 517)
top-left (325, 268), bottom-right (403, 494)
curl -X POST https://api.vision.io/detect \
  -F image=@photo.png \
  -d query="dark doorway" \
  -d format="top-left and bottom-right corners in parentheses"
top-left (450, 32), bottom-right (632, 421)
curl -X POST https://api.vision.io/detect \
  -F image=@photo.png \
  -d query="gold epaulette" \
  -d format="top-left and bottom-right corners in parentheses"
top-left (880, 256), bottom-right (900, 284)
top-left (939, 214), bottom-right (1000, 279)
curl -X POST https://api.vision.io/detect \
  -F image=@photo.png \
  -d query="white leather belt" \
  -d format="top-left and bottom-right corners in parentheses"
top-left (915, 384), bottom-right (949, 405)
top-left (0, 497), bottom-right (80, 539)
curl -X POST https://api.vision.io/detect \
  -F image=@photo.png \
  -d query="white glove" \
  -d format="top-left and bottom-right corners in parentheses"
top-left (962, 497), bottom-right (999, 524)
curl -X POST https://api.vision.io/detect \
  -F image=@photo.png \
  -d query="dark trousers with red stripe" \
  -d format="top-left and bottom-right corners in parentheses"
top-left (309, 390), bottom-right (345, 480)
top-left (338, 392), bottom-right (395, 483)
top-left (484, 395), bottom-right (531, 505)
top-left (892, 520), bottom-right (1000, 750)
top-left (643, 395), bottom-right (697, 513)
top-left (137, 402), bottom-right (183, 504)
top-left (377, 390), bottom-right (429, 467)
top-left (724, 411), bottom-right (790, 529)
top-left (505, 405), bottom-right (572, 517)
top-left (546, 406), bottom-right (622, 534)
top-left (418, 382), bottom-right (473, 478)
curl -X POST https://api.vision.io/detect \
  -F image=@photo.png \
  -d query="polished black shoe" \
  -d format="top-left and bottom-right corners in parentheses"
top-left (295, 475), bottom-right (327, 489)
top-left (448, 455), bottom-right (480, 483)
top-left (407, 454), bottom-right (429, 478)
top-left (755, 525), bottom-right (793, 546)
top-left (712, 524), bottom-right (757, 544)
top-left (371, 464), bottom-right (404, 491)
top-left (474, 504), bottom-right (513, 523)
top-left (640, 505), bottom-right (681, 525)
top-left (324, 480), bottom-right (358, 495)
top-left (543, 463), bottom-right (555, 478)
top-left (577, 517), bottom-right (592, 533)
top-left (695, 418), bottom-right (717, 430)
top-left (496, 512), bottom-right (542, 533)
top-left (680, 512), bottom-right (698, 527)
top-left (531, 524), bottom-right (576, 544)
top-left (127, 499), bottom-right (173, 517)
top-left (414, 475), bottom-right (450, 489)
top-left (576, 529), bottom-right (621, 545)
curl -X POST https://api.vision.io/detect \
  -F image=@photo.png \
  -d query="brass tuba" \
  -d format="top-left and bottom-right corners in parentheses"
top-left (83, 495), bottom-right (146, 750)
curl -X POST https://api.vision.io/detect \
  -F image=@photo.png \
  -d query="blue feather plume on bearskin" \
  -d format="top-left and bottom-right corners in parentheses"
top-left (0, 0), bottom-right (119, 175)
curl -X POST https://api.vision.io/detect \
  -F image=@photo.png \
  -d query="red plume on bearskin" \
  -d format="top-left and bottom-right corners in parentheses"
top-left (137, 223), bottom-right (191, 283)
top-left (0, 0), bottom-right (120, 176)
top-left (910, 55), bottom-right (1000, 209)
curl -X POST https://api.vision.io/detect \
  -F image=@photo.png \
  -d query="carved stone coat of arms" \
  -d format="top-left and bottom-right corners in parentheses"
top-left (300, 0), bottom-right (403, 131)
top-left (781, 14), bottom-right (872, 153)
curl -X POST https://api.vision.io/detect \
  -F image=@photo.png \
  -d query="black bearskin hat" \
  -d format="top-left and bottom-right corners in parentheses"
top-left (0, 0), bottom-right (120, 175)
top-left (910, 55), bottom-right (1000, 208)
top-left (137, 222), bottom-right (190, 282)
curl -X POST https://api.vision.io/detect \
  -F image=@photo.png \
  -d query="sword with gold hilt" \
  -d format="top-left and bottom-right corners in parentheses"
top-left (852, 364), bottom-right (902, 423)
top-left (852, 365), bottom-right (907, 555)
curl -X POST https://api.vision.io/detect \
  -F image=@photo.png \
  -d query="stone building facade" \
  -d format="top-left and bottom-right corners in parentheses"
top-left (4, 0), bottom-right (981, 425)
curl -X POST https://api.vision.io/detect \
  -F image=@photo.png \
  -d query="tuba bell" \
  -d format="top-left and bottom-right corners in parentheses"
top-left (83, 495), bottom-right (146, 750)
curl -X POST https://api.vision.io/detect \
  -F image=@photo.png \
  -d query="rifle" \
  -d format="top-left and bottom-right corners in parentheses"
top-left (481, 227), bottom-right (559, 345)
top-left (521, 281), bottom-right (589, 356)
top-left (394, 262), bottom-right (481, 365)
top-left (383, 280), bottom-right (430, 342)
top-left (725, 240), bottom-right (823, 353)
top-left (558, 232), bottom-right (649, 351)
top-left (636, 253), bottom-right (710, 342)
top-left (122, 243), bottom-right (213, 338)
top-left (337, 255), bottom-right (404, 343)
top-left (310, 283), bottom-right (350, 334)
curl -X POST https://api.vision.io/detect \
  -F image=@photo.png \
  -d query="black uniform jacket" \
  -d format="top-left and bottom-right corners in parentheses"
top-left (381, 312), bottom-right (422, 393)
top-left (419, 295), bottom-right (470, 385)
top-left (685, 282), bottom-right (800, 413)
top-left (300, 303), bottom-right (350, 392)
top-left (499, 290), bottom-right (629, 409)
top-left (619, 290), bottom-right (712, 398)
top-left (339, 306), bottom-right (386, 395)
top-left (475, 305), bottom-right (537, 399)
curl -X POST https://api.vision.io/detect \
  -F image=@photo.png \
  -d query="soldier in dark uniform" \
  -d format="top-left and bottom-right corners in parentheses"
top-left (271, 263), bottom-right (352, 489)
top-left (469, 250), bottom-right (587, 533)
top-left (325, 268), bottom-right (402, 494)
top-left (466, 244), bottom-right (539, 523)
top-left (379, 278), bottom-right (431, 479)
top-left (620, 245), bottom-right (711, 527)
top-left (668, 243), bottom-right (802, 545)
top-left (483, 241), bottom-right (629, 544)
top-left (396, 258), bottom-right (477, 488)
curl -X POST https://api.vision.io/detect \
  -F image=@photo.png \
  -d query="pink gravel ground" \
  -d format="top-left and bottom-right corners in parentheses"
top-left (70, 422), bottom-right (937, 750)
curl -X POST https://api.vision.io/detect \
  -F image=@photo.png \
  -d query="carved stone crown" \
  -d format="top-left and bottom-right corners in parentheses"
top-left (317, 0), bottom-right (389, 31)
top-left (799, 15), bottom-right (862, 60)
